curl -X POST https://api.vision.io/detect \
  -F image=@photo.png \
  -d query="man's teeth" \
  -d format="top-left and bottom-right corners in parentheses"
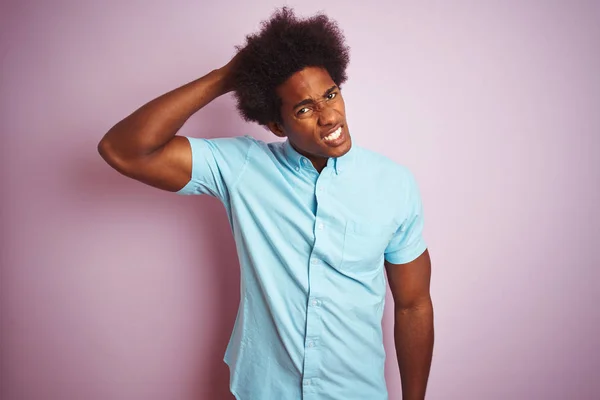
top-left (323, 127), bottom-right (342, 142)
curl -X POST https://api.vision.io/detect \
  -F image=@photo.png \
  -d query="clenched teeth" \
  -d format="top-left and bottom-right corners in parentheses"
top-left (323, 127), bottom-right (342, 142)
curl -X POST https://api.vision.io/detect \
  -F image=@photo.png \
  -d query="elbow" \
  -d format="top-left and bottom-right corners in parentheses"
top-left (97, 137), bottom-right (110, 161)
top-left (97, 137), bottom-right (131, 175)
top-left (97, 137), bottom-right (118, 165)
top-left (395, 296), bottom-right (433, 314)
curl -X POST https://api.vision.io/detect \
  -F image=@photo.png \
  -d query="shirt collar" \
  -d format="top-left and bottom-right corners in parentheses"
top-left (283, 138), bottom-right (354, 175)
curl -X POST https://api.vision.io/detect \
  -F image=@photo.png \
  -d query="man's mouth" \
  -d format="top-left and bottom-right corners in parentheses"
top-left (322, 126), bottom-right (343, 142)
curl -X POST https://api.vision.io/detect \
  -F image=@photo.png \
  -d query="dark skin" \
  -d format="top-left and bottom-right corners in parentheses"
top-left (267, 66), bottom-right (352, 172)
top-left (98, 55), bottom-right (240, 191)
top-left (98, 58), bottom-right (433, 398)
top-left (386, 250), bottom-right (434, 400)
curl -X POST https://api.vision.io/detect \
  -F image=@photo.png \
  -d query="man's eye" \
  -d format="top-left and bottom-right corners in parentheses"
top-left (298, 107), bottom-right (309, 115)
top-left (327, 92), bottom-right (337, 100)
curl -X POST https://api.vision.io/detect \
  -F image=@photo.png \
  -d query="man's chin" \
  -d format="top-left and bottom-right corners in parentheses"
top-left (326, 135), bottom-right (352, 158)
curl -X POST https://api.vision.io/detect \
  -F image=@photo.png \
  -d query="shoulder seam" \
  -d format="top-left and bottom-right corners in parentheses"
top-left (230, 137), bottom-right (257, 191)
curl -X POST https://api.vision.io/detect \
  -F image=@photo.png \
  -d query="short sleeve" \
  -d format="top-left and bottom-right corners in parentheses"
top-left (384, 170), bottom-right (427, 264)
top-left (176, 136), bottom-right (254, 201)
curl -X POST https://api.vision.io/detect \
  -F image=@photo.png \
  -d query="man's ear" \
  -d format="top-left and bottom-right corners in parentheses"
top-left (267, 122), bottom-right (286, 138)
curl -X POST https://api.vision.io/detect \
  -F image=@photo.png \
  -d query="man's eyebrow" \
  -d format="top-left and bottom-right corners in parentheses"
top-left (292, 85), bottom-right (339, 110)
top-left (323, 85), bottom-right (338, 97)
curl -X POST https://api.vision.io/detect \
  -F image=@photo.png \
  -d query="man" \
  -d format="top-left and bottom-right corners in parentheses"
top-left (98, 8), bottom-right (433, 400)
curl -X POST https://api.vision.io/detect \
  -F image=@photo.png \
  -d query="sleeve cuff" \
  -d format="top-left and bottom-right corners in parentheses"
top-left (384, 240), bottom-right (428, 265)
top-left (176, 178), bottom-right (198, 195)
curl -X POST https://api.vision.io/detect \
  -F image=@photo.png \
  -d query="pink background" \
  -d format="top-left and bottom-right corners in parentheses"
top-left (1, 1), bottom-right (599, 399)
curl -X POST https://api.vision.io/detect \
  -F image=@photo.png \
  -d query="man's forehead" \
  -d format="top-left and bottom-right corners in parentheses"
top-left (278, 67), bottom-right (335, 103)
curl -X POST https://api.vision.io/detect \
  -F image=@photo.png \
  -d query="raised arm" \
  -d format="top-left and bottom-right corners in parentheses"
top-left (97, 57), bottom-right (237, 192)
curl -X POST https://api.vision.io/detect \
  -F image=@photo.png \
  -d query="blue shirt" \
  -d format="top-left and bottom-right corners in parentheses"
top-left (177, 136), bottom-right (427, 400)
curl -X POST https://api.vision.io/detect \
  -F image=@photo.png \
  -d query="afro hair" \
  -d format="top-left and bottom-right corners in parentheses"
top-left (231, 7), bottom-right (350, 125)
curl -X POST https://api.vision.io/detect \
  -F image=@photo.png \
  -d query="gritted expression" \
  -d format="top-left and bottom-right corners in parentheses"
top-left (268, 67), bottom-right (352, 171)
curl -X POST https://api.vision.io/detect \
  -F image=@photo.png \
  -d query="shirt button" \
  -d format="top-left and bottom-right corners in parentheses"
top-left (308, 341), bottom-right (315, 348)
top-left (303, 379), bottom-right (311, 386)
top-left (311, 299), bottom-right (318, 306)
top-left (317, 223), bottom-right (324, 230)
top-left (295, 166), bottom-right (300, 171)
top-left (310, 259), bottom-right (319, 265)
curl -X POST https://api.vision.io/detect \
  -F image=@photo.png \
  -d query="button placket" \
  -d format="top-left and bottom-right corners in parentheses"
top-left (302, 167), bottom-right (332, 398)
top-left (303, 258), bottom-right (323, 395)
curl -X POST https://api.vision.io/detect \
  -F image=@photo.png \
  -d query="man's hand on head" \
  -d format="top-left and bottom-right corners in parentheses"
top-left (219, 51), bottom-right (243, 94)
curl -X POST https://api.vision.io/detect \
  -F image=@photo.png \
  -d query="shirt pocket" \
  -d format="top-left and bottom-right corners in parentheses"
top-left (340, 221), bottom-right (397, 273)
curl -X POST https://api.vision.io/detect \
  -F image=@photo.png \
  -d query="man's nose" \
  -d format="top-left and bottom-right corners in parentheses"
top-left (317, 104), bottom-right (336, 126)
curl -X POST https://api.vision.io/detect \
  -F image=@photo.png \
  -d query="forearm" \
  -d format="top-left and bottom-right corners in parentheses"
top-left (99, 67), bottom-right (230, 160)
top-left (394, 299), bottom-right (434, 400)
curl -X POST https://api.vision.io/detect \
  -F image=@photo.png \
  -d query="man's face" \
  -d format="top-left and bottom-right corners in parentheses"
top-left (269, 66), bottom-right (352, 170)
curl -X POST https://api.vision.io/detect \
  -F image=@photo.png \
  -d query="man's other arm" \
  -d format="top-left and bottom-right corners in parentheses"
top-left (385, 249), bottom-right (434, 400)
